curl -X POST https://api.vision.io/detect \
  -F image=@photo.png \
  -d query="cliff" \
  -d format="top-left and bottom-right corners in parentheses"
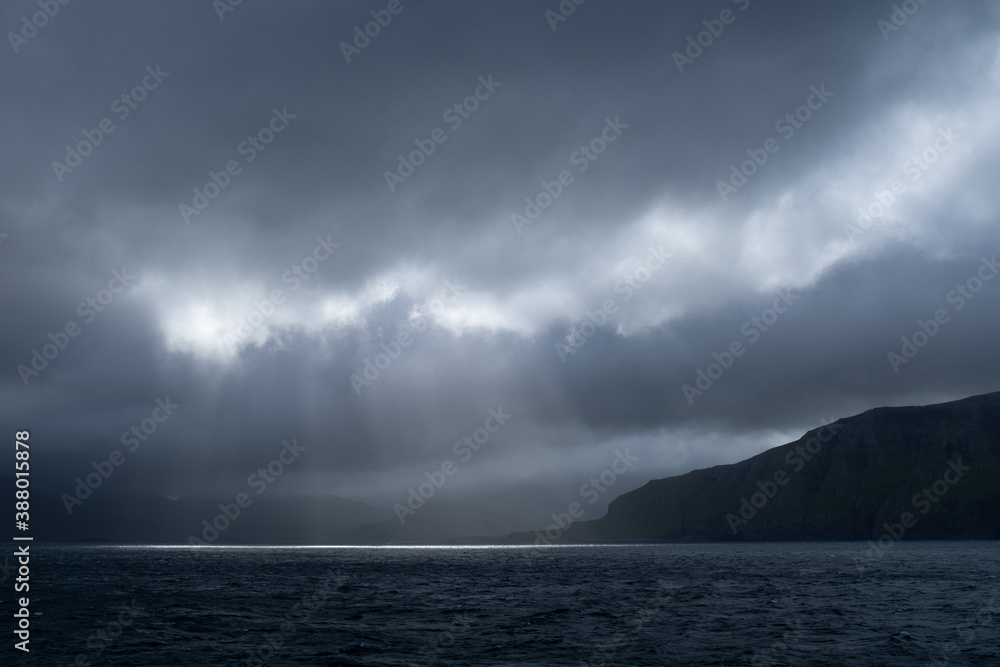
top-left (560, 391), bottom-right (1000, 542)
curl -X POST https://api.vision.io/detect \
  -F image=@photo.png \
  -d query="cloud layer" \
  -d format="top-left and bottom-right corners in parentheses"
top-left (3, 0), bottom-right (999, 509)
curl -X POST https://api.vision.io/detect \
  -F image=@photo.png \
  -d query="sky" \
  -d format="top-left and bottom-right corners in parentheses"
top-left (4, 0), bottom-right (1000, 511)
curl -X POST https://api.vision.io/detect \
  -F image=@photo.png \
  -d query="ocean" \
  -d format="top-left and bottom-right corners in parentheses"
top-left (11, 541), bottom-right (1000, 665)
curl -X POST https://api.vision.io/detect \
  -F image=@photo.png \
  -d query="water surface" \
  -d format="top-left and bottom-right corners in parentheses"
top-left (14, 541), bottom-right (1000, 665)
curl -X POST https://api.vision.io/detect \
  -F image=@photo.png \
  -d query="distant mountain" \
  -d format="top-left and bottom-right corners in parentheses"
top-left (22, 489), bottom-right (392, 544)
top-left (550, 391), bottom-right (1000, 543)
top-left (22, 478), bottom-right (566, 545)
top-left (341, 485), bottom-right (568, 545)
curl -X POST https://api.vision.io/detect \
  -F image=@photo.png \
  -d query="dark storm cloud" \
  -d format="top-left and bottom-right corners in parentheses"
top-left (2, 0), bottom-right (999, 509)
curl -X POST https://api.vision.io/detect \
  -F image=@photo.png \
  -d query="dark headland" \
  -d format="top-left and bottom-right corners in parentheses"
top-left (530, 390), bottom-right (1000, 543)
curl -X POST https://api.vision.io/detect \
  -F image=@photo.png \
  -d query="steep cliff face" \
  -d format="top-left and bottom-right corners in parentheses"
top-left (564, 391), bottom-right (1000, 542)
